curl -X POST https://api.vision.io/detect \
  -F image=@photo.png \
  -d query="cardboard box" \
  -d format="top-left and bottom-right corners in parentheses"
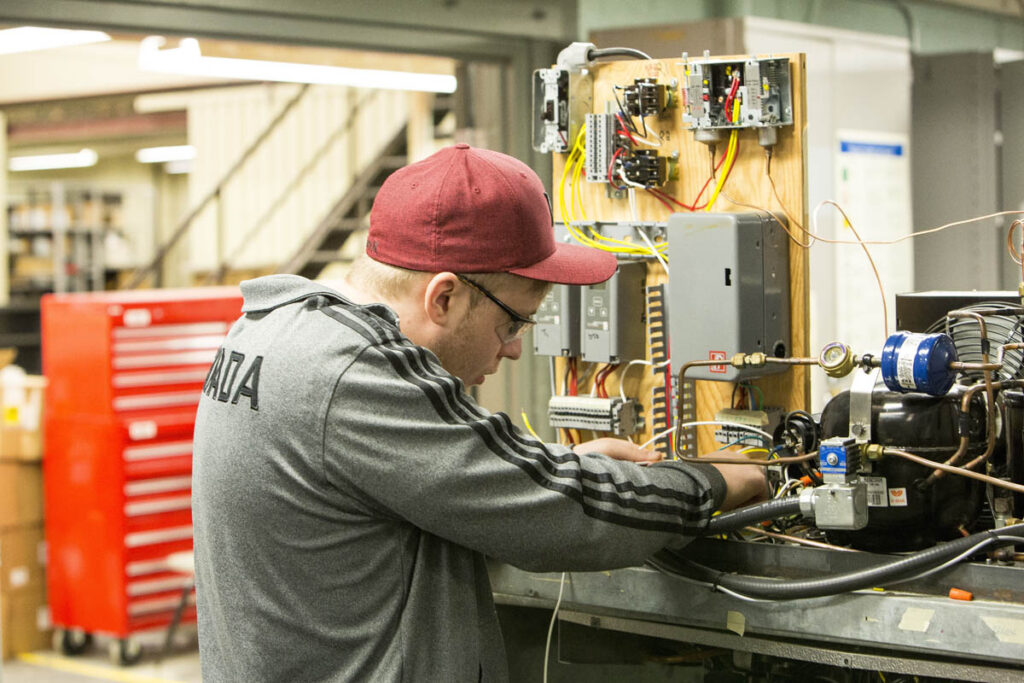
top-left (1, 583), bottom-right (51, 659)
top-left (0, 463), bottom-right (43, 527)
top-left (0, 525), bottom-right (45, 594)
top-left (0, 426), bottom-right (42, 462)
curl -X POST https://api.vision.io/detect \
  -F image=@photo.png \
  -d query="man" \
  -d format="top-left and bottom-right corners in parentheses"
top-left (192, 143), bottom-right (765, 682)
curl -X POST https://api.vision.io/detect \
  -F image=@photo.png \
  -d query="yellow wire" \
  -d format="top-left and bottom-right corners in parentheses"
top-left (705, 98), bottom-right (742, 212)
top-left (520, 410), bottom-right (541, 440)
top-left (555, 121), bottom-right (670, 261)
top-left (740, 447), bottom-right (770, 456)
top-left (572, 151), bottom-right (587, 222)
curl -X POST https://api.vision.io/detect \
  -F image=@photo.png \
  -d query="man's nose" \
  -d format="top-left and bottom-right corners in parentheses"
top-left (500, 337), bottom-right (523, 361)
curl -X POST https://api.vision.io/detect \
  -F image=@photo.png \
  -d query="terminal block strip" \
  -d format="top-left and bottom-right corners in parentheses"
top-left (548, 396), bottom-right (643, 436)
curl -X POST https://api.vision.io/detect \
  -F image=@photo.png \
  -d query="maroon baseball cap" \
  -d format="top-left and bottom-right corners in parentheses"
top-left (367, 143), bottom-right (616, 285)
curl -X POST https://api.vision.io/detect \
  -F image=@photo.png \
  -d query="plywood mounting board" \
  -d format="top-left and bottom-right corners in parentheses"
top-left (551, 53), bottom-right (809, 455)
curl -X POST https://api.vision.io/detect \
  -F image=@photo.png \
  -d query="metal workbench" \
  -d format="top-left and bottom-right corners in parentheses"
top-left (490, 538), bottom-right (1024, 681)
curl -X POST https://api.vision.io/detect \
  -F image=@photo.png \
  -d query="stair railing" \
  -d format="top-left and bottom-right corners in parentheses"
top-left (125, 84), bottom-right (311, 289)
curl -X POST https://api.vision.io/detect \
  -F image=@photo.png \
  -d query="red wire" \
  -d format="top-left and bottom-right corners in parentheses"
top-left (607, 147), bottom-right (625, 189)
top-left (569, 358), bottom-right (578, 396)
top-left (615, 114), bottom-right (638, 145)
top-left (645, 143), bottom-right (730, 213)
top-left (646, 189), bottom-right (675, 212)
top-left (723, 73), bottom-right (741, 123)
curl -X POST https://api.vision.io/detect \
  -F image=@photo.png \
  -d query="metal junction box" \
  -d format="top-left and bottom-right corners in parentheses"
top-left (581, 261), bottom-right (646, 363)
top-left (533, 285), bottom-right (581, 357)
top-left (666, 212), bottom-right (790, 381)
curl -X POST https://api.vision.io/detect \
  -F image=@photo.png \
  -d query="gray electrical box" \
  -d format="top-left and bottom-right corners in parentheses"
top-left (666, 212), bottom-right (790, 381)
top-left (581, 261), bottom-right (647, 363)
top-left (533, 285), bottom-right (581, 357)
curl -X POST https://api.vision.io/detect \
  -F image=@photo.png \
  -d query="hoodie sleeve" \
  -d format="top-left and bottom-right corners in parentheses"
top-left (321, 337), bottom-right (724, 573)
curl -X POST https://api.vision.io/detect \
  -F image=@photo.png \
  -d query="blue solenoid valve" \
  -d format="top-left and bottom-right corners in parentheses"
top-left (879, 332), bottom-right (958, 396)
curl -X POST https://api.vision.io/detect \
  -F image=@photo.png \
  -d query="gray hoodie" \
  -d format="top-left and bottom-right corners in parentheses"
top-left (192, 274), bottom-right (725, 682)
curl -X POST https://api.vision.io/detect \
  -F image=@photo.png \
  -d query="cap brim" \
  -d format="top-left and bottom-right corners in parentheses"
top-left (508, 242), bottom-right (618, 285)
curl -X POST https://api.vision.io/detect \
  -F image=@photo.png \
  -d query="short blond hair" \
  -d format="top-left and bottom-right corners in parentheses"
top-left (347, 256), bottom-right (552, 305)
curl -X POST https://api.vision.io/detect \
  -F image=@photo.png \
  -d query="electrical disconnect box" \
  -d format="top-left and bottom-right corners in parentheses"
top-left (532, 68), bottom-right (593, 154)
top-left (666, 212), bottom-right (790, 381)
top-left (533, 285), bottom-right (581, 357)
top-left (581, 260), bottom-right (646, 363)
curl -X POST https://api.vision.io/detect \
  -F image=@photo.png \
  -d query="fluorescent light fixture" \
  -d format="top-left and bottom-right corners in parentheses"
top-left (0, 26), bottom-right (110, 56)
top-left (138, 37), bottom-right (457, 94)
top-left (136, 145), bottom-right (196, 164)
top-left (9, 149), bottom-right (98, 172)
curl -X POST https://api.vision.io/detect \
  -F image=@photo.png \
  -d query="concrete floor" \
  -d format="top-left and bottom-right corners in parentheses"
top-left (1, 630), bottom-right (201, 683)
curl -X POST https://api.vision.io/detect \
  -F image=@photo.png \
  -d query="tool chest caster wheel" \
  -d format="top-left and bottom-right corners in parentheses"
top-left (109, 637), bottom-right (143, 666)
top-left (53, 628), bottom-right (93, 656)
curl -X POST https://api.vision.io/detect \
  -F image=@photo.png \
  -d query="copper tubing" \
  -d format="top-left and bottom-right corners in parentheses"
top-left (676, 451), bottom-right (819, 466)
top-left (761, 357), bottom-right (819, 366)
top-left (920, 379), bottom-right (1024, 487)
top-left (926, 311), bottom-right (998, 483)
top-left (742, 526), bottom-right (862, 552)
top-left (886, 447), bottom-right (1024, 495)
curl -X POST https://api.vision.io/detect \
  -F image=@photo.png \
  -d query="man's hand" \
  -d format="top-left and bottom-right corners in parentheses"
top-left (573, 438), bottom-right (661, 463)
top-left (710, 462), bottom-right (769, 510)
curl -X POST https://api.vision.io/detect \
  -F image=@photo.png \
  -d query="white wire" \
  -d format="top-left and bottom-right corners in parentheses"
top-left (774, 478), bottom-right (803, 499)
top-left (626, 185), bottom-right (639, 221)
top-left (639, 426), bottom-right (677, 450)
top-left (636, 226), bottom-right (670, 275)
top-left (542, 572), bottom-right (567, 683)
top-left (677, 420), bottom-right (774, 442)
top-left (619, 168), bottom-right (649, 192)
top-left (548, 356), bottom-right (558, 397)
top-left (630, 128), bottom-right (662, 147)
top-left (618, 358), bottom-right (670, 402)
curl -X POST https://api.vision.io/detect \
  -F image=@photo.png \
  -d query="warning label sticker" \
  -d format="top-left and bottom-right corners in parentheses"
top-left (709, 350), bottom-right (727, 374)
top-left (888, 487), bottom-right (909, 507)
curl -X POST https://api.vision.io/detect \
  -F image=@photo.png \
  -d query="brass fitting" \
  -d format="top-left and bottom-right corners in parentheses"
top-left (864, 444), bottom-right (886, 461)
top-left (819, 341), bottom-right (856, 378)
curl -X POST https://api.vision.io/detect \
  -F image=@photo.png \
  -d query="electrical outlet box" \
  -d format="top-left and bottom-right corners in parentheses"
top-left (533, 285), bottom-right (581, 357)
top-left (667, 212), bottom-right (790, 381)
top-left (581, 261), bottom-right (646, 363)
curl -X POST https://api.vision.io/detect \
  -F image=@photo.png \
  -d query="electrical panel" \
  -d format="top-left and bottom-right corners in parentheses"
top-left (581, 260), bottom-right (647, 363)
top-left (533, 285), bottom-right (581, 357)
top-left (681, 57), bottom-right (792, 144)
top-left (666, 212), bottom-right (790, 381)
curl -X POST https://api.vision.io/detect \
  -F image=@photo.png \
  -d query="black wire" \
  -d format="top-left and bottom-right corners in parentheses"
top-left (611, 87), bottom-right (641, 134)
top-left (588, 47), bottom-right (653, 61)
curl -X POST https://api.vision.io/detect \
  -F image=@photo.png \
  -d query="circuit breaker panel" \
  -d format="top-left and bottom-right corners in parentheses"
top-left (667, 212), bottom-right (790, 381)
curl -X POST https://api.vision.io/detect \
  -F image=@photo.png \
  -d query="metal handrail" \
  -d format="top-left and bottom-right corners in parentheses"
top-left (202, 89), bottom-right (381, 285)
top-left (125, 84), bottom-right (311, 289)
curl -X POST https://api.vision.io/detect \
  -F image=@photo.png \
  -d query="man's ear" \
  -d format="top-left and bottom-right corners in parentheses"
top-left (422, 272), bottom-right (464, 327)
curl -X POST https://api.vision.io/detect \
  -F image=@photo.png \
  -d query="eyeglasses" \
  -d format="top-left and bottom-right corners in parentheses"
top-left (456, 274), bottom-right (537, 344)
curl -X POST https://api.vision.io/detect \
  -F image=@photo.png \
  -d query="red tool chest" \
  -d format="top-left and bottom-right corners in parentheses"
top-left (41, 287), bottom-right (242, 661)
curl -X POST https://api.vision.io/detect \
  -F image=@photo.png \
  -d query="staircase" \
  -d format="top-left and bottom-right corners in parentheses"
top-left (127, 85), bottom-right (453, 288)
top-left (279, 96), bottom-right (454, 280)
